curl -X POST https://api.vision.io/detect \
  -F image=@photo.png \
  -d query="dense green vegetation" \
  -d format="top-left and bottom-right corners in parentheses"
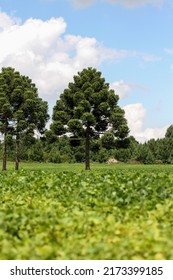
top-left (0, 67), bottom-right (172, 260)
top-left (51, 67), bottom-right (129, 170)
top-left (1, 130), bottom-right (173, 166)
top-left (1, 66), bottom-right (173, 169)
top-left (0, 67), bottom-right (49, 171)
top-left (0, 163), bottom-right (173, 260)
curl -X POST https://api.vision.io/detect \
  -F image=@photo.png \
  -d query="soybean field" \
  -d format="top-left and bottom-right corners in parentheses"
top-left (0, 163), bottom-right (173, 259)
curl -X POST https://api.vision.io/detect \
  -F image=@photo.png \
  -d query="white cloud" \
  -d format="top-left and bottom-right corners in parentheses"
top-left (124, 103), bottom-right (146, 133)
top-left (73, 36), bottom-right (116, 68)
top-left (70, 0), bottom-right (164, 8)
top-left (106, 49), bottom-right (161, 63)
top-left (110, 80), bottom-right (133, 99)
top-left (110, 80), bottom-right (148, 99)
top-left (124, 50), bottom-right (161, 62)
top-left (106, 0), bottom-right (164, 8)
top-left (71, 0), bottom-right (96, 8)
top-left (123, 103), bottom-right (167, 142)
top-left (140, 126), bottom-right (168, 141)
top-left (0, 11), bottom-right (160, 103)
top-left (0, 12), bottom-right (116, 101)
top-left (0, 11), bottom-right (19, 31)
top-left (141, 53), bottom-right (162, 62)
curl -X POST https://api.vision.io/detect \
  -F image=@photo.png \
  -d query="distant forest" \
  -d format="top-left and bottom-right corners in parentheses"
top-left (1, 126), bottom-right (173, 165)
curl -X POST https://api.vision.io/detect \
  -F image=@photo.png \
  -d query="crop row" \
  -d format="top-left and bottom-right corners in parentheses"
top-left (0, 169), bottom-right (173, 259)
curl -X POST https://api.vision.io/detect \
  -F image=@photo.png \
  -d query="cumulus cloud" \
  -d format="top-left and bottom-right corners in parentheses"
top-left (123, 103), bottom-right (167, 142)
top-left (124, 103), bottom-right (146, 133)
top-left (0, 11), bottom-right (161, 103)
top-left (0, 11), bottom-right (117, 101)
top-left (0, 11), bottom-right (20, 31)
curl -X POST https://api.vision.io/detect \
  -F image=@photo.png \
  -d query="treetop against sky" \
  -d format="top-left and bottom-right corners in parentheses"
top-left (0, 0), bottom-right (172, 142)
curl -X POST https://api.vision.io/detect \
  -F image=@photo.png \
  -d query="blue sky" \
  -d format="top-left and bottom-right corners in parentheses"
top-left (0, 0), bottom-right (172, 141)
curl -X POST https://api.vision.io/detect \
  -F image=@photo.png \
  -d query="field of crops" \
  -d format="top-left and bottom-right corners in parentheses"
top-left (0, 163), bottom-right (173, 259)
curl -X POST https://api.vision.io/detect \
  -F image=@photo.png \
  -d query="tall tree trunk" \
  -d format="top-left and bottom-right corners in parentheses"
top-left (2, 130), bottom-right (7, 171)
top-left (15, 132), bottom-right (20, 171)
top-left (85, 127), bottom-right (90, 170)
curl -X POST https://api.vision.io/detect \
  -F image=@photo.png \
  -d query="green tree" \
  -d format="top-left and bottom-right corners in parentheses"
top-left (165, 125), bottom-right (173, 138)
top-left (51, 67), bottom-right (129, 170)
top-left (97, 147), bottom-right (110, 163)
top-left (0, 67), bottom-right (49, 170)
top-left (157, 138), bottom-right (173, 163)
top-left (127, 136), bottom-right (140, 161)
top-left (101, 132), bottom-right (116, 150)
top-left (0, 68), bottom-right (15, 170)
top-left (137, 143), bottom-right (154, 164)
top-left (28, 140), bottom-right (44, 162)
top-left (44, 129), bottom-right (58, 144)
top-left (115, 148), bottom-right (131, 162)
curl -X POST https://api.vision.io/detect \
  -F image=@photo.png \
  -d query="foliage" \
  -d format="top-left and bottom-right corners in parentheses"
top-left (0, 165), bottom-right (173, 260)
top-left (1, 67), bottom-right (173, 167)
top-left (27, 141), bottom-right (44, 162)
top-left (137, 144), bottom-right (154, 164)
top-left (0, 67), bottom-right (49, 170)
top-left (97, 148), bottom-right (110, 163)
top-left (51, 67), bottom-right (129, 170)
top-left (165, 124), bottom-right (173, 138)
top-left (3, 130), bottom-right (173, 165)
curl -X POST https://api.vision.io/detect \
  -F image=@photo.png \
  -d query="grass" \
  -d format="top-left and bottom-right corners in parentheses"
top-left (0, 161), bottom-right (173, 259)
top-left (2, 160), bottom-right (173, 173)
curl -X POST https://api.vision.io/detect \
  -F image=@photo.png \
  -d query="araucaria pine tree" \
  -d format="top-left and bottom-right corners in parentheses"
top-left (51, 67), bottom-right (129, 170)
top-left (0, 67), bottom-right (49, 171)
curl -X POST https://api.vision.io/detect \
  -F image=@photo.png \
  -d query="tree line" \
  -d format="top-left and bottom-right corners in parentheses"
top-left (0, 67), bottom-right (172, 170)
top-left (1, 130), bottom-right (173, 166)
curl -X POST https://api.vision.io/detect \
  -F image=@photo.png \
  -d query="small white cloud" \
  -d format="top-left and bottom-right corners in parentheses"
top-left (71, 0), bottom-right (96, 8)
top-left (141, 127), bottom-right (167, 141)
top-left (108, 49), bottom-right (162, 63)
top-left (124, 50), bottom-right (162, 62)
top-left (110, 80), bottom-right (148, 99)
top-left (110, 80), bottom-right (133, 99)
top-left (107, 0), bottom-right (164, 8)
top-left (123, 103), bottom-right (167, 142)
top-left (123, 103), bottom-right (146, 133)
top-left (141, 53), bottom-right (162, 62)
top-left (73, 37), bottom-right (116, 68)
top-left (70, 0), bottom-right (165, 8)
